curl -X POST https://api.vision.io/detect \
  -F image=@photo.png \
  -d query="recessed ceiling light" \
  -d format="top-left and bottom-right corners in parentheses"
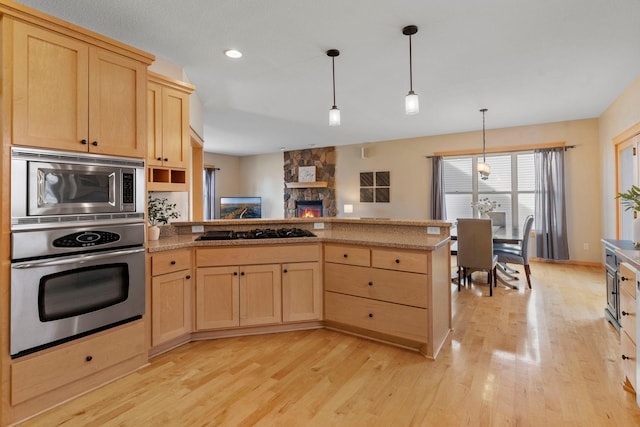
top-left (224, 49), bottom-right (242, 59)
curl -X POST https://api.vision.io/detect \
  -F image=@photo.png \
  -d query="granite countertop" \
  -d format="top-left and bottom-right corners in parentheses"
top-left (147, 228), bottom-right (451, 253)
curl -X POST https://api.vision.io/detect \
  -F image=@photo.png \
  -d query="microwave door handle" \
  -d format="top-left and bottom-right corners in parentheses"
top-left (12, 247), bottom-right (145, 269)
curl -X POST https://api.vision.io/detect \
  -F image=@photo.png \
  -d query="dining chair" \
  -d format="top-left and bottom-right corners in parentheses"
top-left (455, 218), bottom-right (498, 296)
top-left (493, 215), bottom-right (534, 289)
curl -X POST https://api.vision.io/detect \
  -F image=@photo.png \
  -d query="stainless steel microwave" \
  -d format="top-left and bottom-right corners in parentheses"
top-left (11, 147), bottom-right (145, 227)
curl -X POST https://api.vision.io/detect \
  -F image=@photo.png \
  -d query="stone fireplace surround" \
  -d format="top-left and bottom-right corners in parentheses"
top-left (284, 147), bottom-right (336, 218)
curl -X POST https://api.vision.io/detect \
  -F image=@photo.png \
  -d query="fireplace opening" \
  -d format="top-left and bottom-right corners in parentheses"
top-left (296, 200), bottom-right (323, 218)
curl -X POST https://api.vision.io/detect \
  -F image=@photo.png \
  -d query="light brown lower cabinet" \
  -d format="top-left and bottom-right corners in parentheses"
top-left (150, 249), bottom-right (193, 348)
top-left (620, 261), bottom-right (637, 393)
top-left (282, 261), bottom-right (322, 322)
top-left (194, 244), bottom-right (322, 331)
top-left (196, 264), bottom-right (282, 329)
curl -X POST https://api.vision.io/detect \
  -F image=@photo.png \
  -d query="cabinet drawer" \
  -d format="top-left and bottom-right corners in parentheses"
top-left (324, 291), bottom-right (427, 343)
top-left (324, 244), bottom-right (370, 267)
top-left (371, 247), bottom-right (428, 274)
top-left (11, 321), bottom-right (145, 405)
top-left (621, 286), bottom-right (636, 344)
top-left (324, 263), bottom-right (427, 308)
top-left (197, 244), bottom-right (319, 267)
top-left (620, 270), bottom-right (637, 300)
top-left (622, 331), bottom-right (637, 392)
top-left (152, 249), bottom-right (192, 276)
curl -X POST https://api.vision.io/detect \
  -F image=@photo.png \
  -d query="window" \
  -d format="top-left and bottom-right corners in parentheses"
top-left (443, 152), bottom-right (535, 231)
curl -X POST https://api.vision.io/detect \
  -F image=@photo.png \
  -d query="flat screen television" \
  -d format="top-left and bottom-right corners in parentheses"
top-left (220, 197), bottom-right (262, 219)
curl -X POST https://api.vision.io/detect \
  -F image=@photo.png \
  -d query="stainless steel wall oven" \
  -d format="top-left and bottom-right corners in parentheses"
top-left (10, 147), bottom-right (146, 358)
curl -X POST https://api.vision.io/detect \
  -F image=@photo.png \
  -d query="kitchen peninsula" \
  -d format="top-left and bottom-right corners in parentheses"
top-left (147, 218), bottom-right (452, 359)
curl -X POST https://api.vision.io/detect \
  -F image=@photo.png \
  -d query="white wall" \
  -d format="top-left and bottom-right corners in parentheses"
top-left (599, 75), bottom-right (640, 240)
top-left (334, 119), bottom-right (601, 263)
top-left (203, 152), bottom-right (242, 218)
top-left (239, 153), bottom-right (285, 219)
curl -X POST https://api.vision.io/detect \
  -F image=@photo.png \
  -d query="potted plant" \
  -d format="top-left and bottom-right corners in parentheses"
top-left (148, 196), bottom-right (180, 240)
top-left (616, 185), bottom-right (640, 246)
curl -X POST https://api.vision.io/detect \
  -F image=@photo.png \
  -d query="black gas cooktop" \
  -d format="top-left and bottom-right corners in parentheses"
top-left (197, 228), bottom-right (316, 241)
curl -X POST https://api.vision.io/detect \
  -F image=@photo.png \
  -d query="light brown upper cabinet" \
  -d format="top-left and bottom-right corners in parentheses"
top-left (10, 19), bottom-right (149, 157)
top-left (147, 72), bottom-right (194, 169)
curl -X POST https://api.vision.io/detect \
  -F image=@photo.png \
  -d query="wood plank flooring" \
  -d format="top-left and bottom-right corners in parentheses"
top-left (20, 262), bottom-right (640, 426)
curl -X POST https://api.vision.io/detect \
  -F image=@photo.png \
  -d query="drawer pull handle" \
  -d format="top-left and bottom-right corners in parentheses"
top-left (85, 355), bottom-right (93, 362)
top-left (368, 313), bottom-right (374, 318)
top-left (621, 276), bottom-right (630, 281)
top-left (343, 254), bottom-right (348, 258)
top-left (395, 259), bottom-right (400, 264)
top-left (622, 354), bottom-right (633, 360)
top-left (185, 275), bottom-right (191, 279)
top-left (170, 260), bottom-right (176, 265)
top-left (368, 281), bottom-right (373, 286)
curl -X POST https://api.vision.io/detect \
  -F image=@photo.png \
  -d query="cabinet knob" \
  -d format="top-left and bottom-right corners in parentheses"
top-left (368, 313), bottom-right (374, 318)
top-left (622, 354), bottom-right (633, 360)
top-left (343, 254), bottom-right (348, 258)
top-left (233, 271), bottom-right (238, 276)
top-left (283, 269), bottom-right (288, 273)
top-left (368, 281), bottom-right (373, 286)
top-left (622, 310), bottom-right (630, 316)
top-left (621, 276), bottom-right (630, 281)
top-left (170, 260), bottom-right (176, 265)
top-left (241, 272), bottom-right (245, 276)
top-left (85, 355), bottom-right (93, 362)
top-left (80, 139), bottom-right (88, 145)
top-left (164, 158), bottom-right (168, 162)
top-left (612, 291), bottom-right (617, 295)
top-left (185, 275), bottom-right (191, 280)
top-left (157, 157), bottom-right (162, 161)
top-left (395, 259), bottom-right (400, 264)
top-left (91, 141), bottom-right (99, 146)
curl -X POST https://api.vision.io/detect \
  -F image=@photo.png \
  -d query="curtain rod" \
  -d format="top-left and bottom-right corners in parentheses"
top-left (425, 144), bottom-right (576, 159)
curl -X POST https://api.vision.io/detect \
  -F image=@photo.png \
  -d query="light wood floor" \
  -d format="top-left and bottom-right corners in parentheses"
top-left (20, 262), bottom-right (640, 426)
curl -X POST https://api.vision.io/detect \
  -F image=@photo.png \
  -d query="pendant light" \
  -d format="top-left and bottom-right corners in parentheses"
top-left (402, 25), bottom-right (419, 115)
top-left (327, 49), bottom-right (340, 126)
top-left (478, 108), bottom-right (491, 180)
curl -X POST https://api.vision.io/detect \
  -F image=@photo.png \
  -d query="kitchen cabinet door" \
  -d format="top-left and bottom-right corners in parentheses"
top-left (151, 269), bottom-right (192, 347)
top-left (11, 19), bottom-right (89, 152)
top-left (282, 262), bottom-right (322, 322)
top-left (240, 264), bottom-right (282, 326)
top-left (196, 266), bottom-right (240, 330)
top-left (88, 46), bottom-right (146, 157)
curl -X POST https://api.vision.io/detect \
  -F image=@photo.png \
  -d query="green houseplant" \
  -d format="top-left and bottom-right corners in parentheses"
top-left (148, 196), bottom-right (180, 240)
top-left (616, 185), bottom-right (640, 246)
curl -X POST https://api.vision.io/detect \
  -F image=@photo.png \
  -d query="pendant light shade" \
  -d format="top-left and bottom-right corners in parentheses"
top-left (327, 49), bottom-right (340, 126)
top-left (403, 25), bottom-right (419, 115)
top-left (478, 108), bottom-right (491, 180)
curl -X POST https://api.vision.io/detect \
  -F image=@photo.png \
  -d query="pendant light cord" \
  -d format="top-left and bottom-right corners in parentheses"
top-left (332, 56), bottom-right (337, 108)
top-left (481, 108), bottom-right (487, 163)
top-left (408, 35), bottom-right (413, 92)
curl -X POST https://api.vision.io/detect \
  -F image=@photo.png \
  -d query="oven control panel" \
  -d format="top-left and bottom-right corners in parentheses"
top-left (53, 231), bottom-right (121, 248)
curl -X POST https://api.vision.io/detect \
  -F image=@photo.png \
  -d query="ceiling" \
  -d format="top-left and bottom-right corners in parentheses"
top-left (16, 0), bottom-right (640, 156)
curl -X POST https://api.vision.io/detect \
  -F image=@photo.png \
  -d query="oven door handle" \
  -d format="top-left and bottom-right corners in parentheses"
top-left (11, 248), bottom-right (145, 269)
